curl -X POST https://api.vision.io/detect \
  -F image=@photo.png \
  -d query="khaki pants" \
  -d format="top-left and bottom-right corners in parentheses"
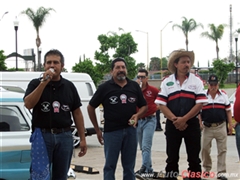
top-left (201, 122), bottom-right (227, 173)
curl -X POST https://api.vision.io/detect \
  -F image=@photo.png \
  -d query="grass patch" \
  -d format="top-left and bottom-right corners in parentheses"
top-left (204, 83), bottom-right (237, 89)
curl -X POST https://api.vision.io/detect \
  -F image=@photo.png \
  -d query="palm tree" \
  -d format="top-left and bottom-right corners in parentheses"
top-left (201, 24), bottom-right (226, 60)
top-left (21, 7), bottom-right (55, 71)
top-left (172, 17), bottom-right (203, 51)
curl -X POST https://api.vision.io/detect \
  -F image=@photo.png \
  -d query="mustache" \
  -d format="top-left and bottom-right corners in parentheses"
top-left (117, 72), bottom-right (126, 76)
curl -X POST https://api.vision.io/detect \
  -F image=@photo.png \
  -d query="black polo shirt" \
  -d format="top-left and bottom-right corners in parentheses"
top-left (24, 76), bottom-right (82, 129)
top-left (89, 78), bottom-right (147, 132)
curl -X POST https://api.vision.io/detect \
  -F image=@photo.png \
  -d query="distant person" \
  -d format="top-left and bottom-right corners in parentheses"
top-left (135, 69), bottom-right (159, 179)
top-left (155, 109), bottom-right (163, 131)
top-left (87, 57), bottom-right (147, 180)
top-left (155, 49), bottom-right (208, 180)
top-left (24, 49), bottom-right (87, 180)
top-left (199, 74), bottom-right (232, 180)
top-left (233, 82), bottom-right (240, 163)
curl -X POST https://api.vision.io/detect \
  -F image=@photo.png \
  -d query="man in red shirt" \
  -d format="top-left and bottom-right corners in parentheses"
top-left (135, 69), bottom-right (159, 179)
top-left (233, 84), bottom-right (240, 163)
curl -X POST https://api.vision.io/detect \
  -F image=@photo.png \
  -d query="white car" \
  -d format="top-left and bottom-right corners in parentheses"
top-left (0, 86), bottom-right (32, 179)
top-left (0, 85), bottom-right (85, 179)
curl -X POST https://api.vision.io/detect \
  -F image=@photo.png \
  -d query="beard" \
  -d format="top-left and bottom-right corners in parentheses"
top-left (116, 72), bottom-right (126, 81)
top-left (117, 75), bottom-right (126, 81)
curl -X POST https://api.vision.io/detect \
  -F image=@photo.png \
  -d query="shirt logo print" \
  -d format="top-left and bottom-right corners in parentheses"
top-left (52, 101), bottom-right (60, 113)
top-left (109, 96), bottom-right (118, 104)
top-left (41, 102), bottom-right (50, 112)
top-left (146, 90), bottom-right (152, 97)
top-left (61, 105), bottom-right (70, 111)
top-left (120, 94), bottom-right (127, 104)
top-left (128, 97), bottom-right (136, 103)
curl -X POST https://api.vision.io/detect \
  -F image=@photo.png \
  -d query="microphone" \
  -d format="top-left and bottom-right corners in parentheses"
top-left (40, 68), bottom-right (54, 82)
top-left (46, 68), bottom-right (54, 80)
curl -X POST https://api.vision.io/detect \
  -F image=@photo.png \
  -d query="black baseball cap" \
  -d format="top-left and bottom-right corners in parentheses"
top-left (208, 75), bottom-right (218, 84)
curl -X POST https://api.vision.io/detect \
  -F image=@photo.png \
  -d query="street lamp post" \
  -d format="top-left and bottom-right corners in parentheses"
top-left (160, 21), bottom-right (172, 79)
top-left (39, 47), bottom-right (42, 70)
top-left (235, 33), bottom-right (238, 87)
top-left (136, 30), bottom-right (149, 70)
top-left (14, 17), bottom-right (19, 71)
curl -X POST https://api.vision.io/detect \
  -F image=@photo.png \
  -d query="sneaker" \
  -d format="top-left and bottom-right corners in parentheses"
top-left (135, 172), bottom-right (153, 180)
top-left (217, 174), bottom-right (228, 180)
top-left (135, 173), bottom-right (147, 180)
top-left (135, 167), bottom-right (152, 180)
top-left (155, 128), bottom-right (163, 131)
top-left (135, 167), bottom-right (145, 179)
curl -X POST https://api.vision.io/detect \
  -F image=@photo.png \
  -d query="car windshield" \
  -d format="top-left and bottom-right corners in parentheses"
top-left (0, 105), bottom-right (30, 131)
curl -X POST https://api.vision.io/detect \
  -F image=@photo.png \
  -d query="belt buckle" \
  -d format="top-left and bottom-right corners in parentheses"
top-left (211, 123), bottom-right (217, 127)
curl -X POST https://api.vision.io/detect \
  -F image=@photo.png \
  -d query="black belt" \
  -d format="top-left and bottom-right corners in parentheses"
top-left (203, 121), bottom-right (224, 127)
top-left (41, 127), bottom-right (72, 134)
top-left (141, 114), bottom-right (155, 120)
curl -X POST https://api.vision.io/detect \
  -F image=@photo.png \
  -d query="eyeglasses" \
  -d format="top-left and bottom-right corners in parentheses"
top-left (137, 76), bottom-right (146, 79)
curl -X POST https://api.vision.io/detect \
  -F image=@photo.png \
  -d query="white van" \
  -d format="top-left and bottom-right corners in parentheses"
top-left (0, 71), bottom-right (102, 147)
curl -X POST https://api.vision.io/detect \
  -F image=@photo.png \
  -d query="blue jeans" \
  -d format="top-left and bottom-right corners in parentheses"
top-left (41, 131), bottom-right (73, 180)
top-left (235, 123), bottom-right (240, 160)
top-left (103, 126), bottom-right (137, 180)
top-left (137, 116), bottom-right (156, 172)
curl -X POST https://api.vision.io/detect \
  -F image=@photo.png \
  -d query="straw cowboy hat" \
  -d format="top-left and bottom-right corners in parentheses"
top-left (167, 49), bottom-right (195, 73)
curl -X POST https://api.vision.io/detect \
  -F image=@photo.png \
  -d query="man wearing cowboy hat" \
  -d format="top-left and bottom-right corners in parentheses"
top-left (155, 49), bottom-right (208, 180)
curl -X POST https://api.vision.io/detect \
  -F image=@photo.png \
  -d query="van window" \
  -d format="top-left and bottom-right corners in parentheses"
top-left (86, 83), bottom-right (94, 96)
top-left (0, 106), bottom-right (30, 131)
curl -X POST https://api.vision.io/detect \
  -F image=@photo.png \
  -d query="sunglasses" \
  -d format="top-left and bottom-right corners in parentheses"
top-left (137, 76), bottom-right (146, 79)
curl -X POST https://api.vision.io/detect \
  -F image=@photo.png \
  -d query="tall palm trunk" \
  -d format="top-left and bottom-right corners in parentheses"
top-left (216, 41), bottom-right (219, 60)
top-left (185, 38), bottom-right (189, 51)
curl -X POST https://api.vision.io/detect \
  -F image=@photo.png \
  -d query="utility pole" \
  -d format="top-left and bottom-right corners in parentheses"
top-left (229, 4), bottom-right (233, 62)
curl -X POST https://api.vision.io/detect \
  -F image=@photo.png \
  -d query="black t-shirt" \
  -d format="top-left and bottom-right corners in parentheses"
top-left (24, 76), bottom-right (82, 129)
top-left (89, 78), bottom-right (147, 132)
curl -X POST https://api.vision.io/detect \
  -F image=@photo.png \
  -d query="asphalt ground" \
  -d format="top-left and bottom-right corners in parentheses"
top-left (68, 88), bottom-right (240, 180)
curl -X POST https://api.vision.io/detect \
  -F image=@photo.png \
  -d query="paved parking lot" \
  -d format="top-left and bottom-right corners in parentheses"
top-left (69, 122), bottom-right (240, 179)
top-left (69, 88), bottom-right (240, 180)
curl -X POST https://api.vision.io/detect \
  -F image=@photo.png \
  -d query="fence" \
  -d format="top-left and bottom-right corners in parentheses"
top-left (149, 73), bottom-right (239, 84)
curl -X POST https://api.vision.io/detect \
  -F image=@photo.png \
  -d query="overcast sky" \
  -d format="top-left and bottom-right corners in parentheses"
top-left (1, 0), bottom-right (240, 72)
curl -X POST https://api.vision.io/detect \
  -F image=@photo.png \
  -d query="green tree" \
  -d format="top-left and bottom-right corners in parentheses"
top-left (149, 57), bottom-right (159, 70)
top-left (72, 58), bottom-right (103, 86)
top-left (172, 17), bottom-right (203, 51)
top-left (21, 7), bottom-right (55, 71)
top-left (149, 57), bottom-right (168, 71)
top-left (212, 59), bottom-right (234, 87)
top-left (201, 24), bottom-right (226, 60)
top-left (0, 50), bottom-right (7, 71)
top-left (136, 62), bottom-right (145, 70)
top-left (94, 30), bottom-right (138, 79)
